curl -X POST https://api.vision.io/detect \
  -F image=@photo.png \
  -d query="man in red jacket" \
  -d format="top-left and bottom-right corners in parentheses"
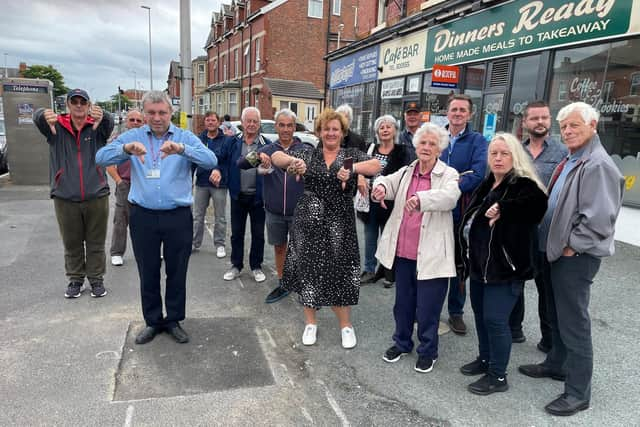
top-left (33, 88), bottom-right (114, 299)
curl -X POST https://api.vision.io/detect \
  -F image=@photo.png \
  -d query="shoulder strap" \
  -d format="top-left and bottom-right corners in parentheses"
top-left (367, 143), bottom-right (375, 156)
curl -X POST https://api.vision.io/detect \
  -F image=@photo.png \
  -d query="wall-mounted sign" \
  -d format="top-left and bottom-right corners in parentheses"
top-left (431, 64), bottom-right (460, 88)
top-left (329, 45), bottom-right (379, 89)
top-left (379, 29), bottom-right (428, 78)
top-left (380, 78), bottom-right (404, 99)
top-left (425, 0), bottom-right (638, 69)
top-left (3, 84), bottom-right (49, 94)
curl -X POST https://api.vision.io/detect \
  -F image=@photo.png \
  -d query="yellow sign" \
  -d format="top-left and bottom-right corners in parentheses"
top-left (625, 175), bottom-right (636, 191)
top-left (179, 112), bottom-right (187, 129)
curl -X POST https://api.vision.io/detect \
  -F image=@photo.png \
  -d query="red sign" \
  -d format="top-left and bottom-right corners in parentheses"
top-left (432, 64), bottom-right (460, 88)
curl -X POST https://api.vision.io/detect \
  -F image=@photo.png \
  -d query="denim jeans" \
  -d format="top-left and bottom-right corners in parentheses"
top-left (230, 194), bottom-right (265, 271)
top-left (448, 222), bottom-right (466, 316)
top-left (363, 202), bottom-right (383, 273)
top-left (192, 186), bottom-right (227, 248)
top-left (470, 279), bottom-right (523, 377)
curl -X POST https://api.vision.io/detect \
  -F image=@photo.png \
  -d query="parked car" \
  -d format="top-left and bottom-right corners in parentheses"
top-left (0, 120), bottom-right (8, 174)
top-left (230, 119), bottom-right (319, 147)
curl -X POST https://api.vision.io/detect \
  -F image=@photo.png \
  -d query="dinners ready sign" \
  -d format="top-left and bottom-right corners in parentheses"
top-left (425, 0), bottom-right (637, 69)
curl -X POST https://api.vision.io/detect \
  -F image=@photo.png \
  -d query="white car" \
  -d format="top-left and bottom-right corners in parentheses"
top-left (231, 119), bottom-right (319, 147)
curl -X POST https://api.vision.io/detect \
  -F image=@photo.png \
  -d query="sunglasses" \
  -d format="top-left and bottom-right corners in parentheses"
top-left (69, 98), bottom-right (88, 106)
top-left (128, 118), bottom-right (143, 123)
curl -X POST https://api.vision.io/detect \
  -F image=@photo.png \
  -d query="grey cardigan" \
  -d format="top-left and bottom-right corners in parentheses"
top-left (546, 134), bottom-right (624, 262)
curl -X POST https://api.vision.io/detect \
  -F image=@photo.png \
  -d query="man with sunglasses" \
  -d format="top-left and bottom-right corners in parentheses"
top-left (106, 109), bottom-right (144, 266)
top-left (33, 88), bottom-right (114, 299)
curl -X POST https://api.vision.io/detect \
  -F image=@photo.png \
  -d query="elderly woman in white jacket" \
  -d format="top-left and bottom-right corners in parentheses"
top-left (372, 122), bottom-right (460, 374)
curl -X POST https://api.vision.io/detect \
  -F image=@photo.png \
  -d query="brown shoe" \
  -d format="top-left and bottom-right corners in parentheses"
top-left (448, 316), bottom-right (467, 335)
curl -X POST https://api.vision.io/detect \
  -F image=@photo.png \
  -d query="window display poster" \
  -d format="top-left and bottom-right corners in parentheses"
top-left (483, 113), bottom-right (496, 141)
top-left (17, 103), bottom-right (34, 125)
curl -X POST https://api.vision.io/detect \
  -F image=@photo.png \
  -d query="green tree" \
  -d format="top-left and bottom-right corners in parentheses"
top-left (22, 65), bottom-right (69, 97)
top-left (110, 93), bottom-right (134, 110)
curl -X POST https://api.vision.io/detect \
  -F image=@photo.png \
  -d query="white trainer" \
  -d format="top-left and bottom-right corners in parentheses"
top-left (223, 267), bottom-right (240, 281)
top-left (216, 246), bottom-right (226, 258)
top-left (111, 255), bottom-right (124, 266)
top-left (341, 326), bottom-right (357, 349)
top-left (302, 324), bottom-right (317, 345)
top-left (252, 269), bottom-right (266, 282)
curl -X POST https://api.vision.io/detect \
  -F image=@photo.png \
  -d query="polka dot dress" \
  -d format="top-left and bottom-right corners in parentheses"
top-left (281, 146), bottom-right (370, 308)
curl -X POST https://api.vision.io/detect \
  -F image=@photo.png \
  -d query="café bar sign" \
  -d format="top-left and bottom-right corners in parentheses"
top-left (425, 0), bottom-right (638, 69)
top-left (380, 29), bottom-right (428, 78)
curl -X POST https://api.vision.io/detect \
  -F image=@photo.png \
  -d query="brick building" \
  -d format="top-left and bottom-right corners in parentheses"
top-left (204, 0), bottom-right (358, 125)
top-left (166, 60), bottom-right (181, 111)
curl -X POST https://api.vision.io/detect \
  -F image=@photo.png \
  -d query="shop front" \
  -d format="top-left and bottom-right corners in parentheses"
top-left (329, 45), bottom-right (379, 144)
top-left (420, 0), bottom-right (640, 205)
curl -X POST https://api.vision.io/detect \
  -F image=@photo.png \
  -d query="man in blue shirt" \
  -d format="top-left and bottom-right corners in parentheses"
top-left (439, 94), bottom-right (487, 336)
top-left (96, 91), bottom-right (217, 345)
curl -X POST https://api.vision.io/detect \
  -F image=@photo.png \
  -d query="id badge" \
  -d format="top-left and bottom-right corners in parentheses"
top-left (146, 168), bottom-right (161, 179)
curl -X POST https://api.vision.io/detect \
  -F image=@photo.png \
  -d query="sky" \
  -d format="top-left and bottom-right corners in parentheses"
top-left (0, 0), bottom-right (224, 101)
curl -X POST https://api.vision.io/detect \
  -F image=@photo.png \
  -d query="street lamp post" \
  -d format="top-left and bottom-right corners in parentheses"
top-left (141, 5), bottom-right (153, 90)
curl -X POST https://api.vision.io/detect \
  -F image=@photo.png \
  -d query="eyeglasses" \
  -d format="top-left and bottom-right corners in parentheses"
top-left (128, 118), bottom-right (143, 123)
top-left (69, 98), bottom-right (88, 106)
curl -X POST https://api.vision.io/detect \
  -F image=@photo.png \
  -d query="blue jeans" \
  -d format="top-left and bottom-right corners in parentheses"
top-left (230, 194), bottom-right (265, 271)
top-left (392, 257), bottom-right (448, 358)
top-left (470, 279), bottom-right (523, 377)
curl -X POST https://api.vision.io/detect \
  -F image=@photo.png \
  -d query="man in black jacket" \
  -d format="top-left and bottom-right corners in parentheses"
top-left (33, 88), bottom-right (114, 299)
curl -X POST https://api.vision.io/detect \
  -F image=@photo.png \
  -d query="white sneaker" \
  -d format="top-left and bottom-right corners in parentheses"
top-left (252, 269), bottom-right (266, 282)
top-left (223, 267), bottom-right (240, 281)
top-left (341, 326), bottom-right (357, 349)
top-left (302, 324), bottom-right (317, 345)
top-left (216, 246), bottom-right (226, 258)
top-left (111, 255), bottom-right (124, 266)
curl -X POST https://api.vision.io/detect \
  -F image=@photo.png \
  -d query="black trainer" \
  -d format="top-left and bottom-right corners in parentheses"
top-left (382, 345), bottom-right (407, 363)
top-left (265, 286), bottom-right (290, 304)
top-left (468, 374), bottom-right (509, 395)
top-left (90, 282), bottom-right (107, 298)
top-left (64, 282), bottom-right (83, 298)
top-left (415, 357), bottom-right (436, 373)
top-left (460, 358), bottom-right (489, 376)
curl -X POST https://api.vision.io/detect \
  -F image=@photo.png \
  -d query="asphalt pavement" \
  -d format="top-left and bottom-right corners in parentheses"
top-left (1, 180), bottom-right (639, 427)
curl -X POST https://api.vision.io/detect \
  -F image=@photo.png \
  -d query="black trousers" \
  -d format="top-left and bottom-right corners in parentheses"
top-left (509, 251), bottom-right (553, 348)
top-left (230, 194), bottom-right (265, 271)
top-left (129, 204), bottom-right (193, 328)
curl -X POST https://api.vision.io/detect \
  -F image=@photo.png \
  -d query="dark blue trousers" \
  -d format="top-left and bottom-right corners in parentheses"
top-left (470, 279), bottom-right (523, 377)
top-left (393, 257), bottom-right (448, 359)
top-left (545, 254), bottom-right (601, 401)
top-left (129, 205), bottom-right (192, 328)
top-left (230, 194), bottom-right (265, 271)
top-left (448, 222), bottom-right (466, 316)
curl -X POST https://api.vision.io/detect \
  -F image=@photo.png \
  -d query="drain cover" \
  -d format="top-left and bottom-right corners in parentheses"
top-left (114, 317), bottom-right (274, 401)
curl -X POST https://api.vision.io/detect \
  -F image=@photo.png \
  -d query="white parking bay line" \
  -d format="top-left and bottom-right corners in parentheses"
top-left (123, 405), bottom-right (134, 427)
top-left (316, 379), bottom-right (350, 427)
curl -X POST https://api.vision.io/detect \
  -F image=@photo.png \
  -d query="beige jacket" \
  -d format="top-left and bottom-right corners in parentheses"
top-left (374, 159), bottom-right (460, 280)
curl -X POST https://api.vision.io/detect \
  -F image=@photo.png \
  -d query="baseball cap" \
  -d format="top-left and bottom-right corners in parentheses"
top-left (405, 102), bottom-right (419, 113)
top-left (67, 88), bottom-right (90, 101)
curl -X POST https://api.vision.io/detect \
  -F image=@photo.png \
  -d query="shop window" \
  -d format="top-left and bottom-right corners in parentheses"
top-left (406, 74), bottom-right (421, 94)
top-left (463, 64), bottom-right (486, 132)
top-left (631, 72), bottom-right (640, 96)
top-left (549, 38), bottom-right (640, 161)
top-left (557, 81), bottom-right (568, 101)
top-left (422, 72), bottom-right (459, 128)
top-left (507, 54), bottom-right (542, 140)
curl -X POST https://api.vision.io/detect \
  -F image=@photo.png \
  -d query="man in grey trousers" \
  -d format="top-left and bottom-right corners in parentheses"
top-left (106, 109), bottom-right (144, 266)
top-left (518, 102), bottom-right (624, 417)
